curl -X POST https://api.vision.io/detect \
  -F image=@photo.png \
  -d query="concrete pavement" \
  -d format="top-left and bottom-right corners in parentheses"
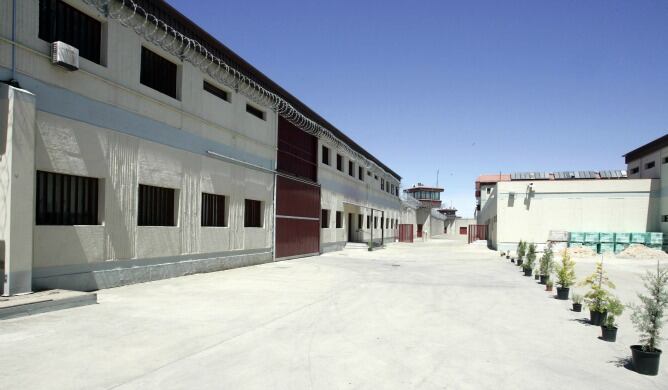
top-left (1, 238), bottom-right (666, 389)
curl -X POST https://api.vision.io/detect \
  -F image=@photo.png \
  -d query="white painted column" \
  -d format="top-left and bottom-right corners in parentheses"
top-left (0, 84), bottom-right (36, 295)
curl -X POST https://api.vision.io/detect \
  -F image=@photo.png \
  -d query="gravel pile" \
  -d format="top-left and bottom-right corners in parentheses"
top-left (616, 244), bottom-right (668, 259)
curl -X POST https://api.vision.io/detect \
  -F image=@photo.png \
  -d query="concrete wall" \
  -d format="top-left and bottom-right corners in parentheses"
top-left (627, 146), bottom-right (668, 235)
top-left (493, 179), bottom-right (659, 252)
top-left (443, 218), bottom-right (476, 240)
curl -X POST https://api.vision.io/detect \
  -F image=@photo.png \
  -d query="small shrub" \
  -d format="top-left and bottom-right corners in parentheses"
top-left (572, 294), bottom-right (583, 304)
top-left (546, 280), bottom-right (554, 288)
top-left (539, 245), bottom-right (554, 277)
top-left (555, 250), bottom-right (576, 288)
top-left (524, 243), bottom-right (536, 269)
top-left (603, 296), bottom-right (624, 328)
top-left (580, 261), bottom-right (615, 313)
top-left (630, 261), bottom-right (668, 352)
top-left (517, 240), bottom-right (526, 260)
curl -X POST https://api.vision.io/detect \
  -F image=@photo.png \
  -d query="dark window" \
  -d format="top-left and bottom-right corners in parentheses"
top-left (36, 171), bottom-right (99, 225)
top-left (663, 157), bottom-right (668, 164)
top-left (203, 81), bottom-right (229, 102)
top-left (396, 188), bottom-right (399, 196)
top-left (321, 209), bottom-right (330, 228)
top-left (366, 215), bottom-right (371, 229)
top-left (374, 217), bottom-right (378, 229)
top-left (39, 0), bottom-right (102, 64)
top-left (645, 161), bottom-right (656, 169)
top-left (367, 170), bottom-right (371, 176)
top-left (358, 167), bottom-right (364, 181)
top-left (349, 161), bottom-right (354, 177)
top-left (336, 211), bottom-right (342, 228)
top-left (486, 187), bottom-right (491, 194)
top-left (244, 199), bottom-right (262, 227)
top-left (386, 218), bottom-right (389, 229)
top-left (140, 47), bottom-right (177, 98)
top-left (246, 104), bottom-right (265, 120)
top-left (663, 215), bottom-right (668, 223)
top-left (201, 193), bottom-right (226, 227)
top-left (322, 146), bottom-right (330, 165)
top-left (138, 184), bottom-right (176, 226)
top-left (460, 226), bottom-right (468, 235)
top-left (337, 154), bottom-right (343, 171)
top-left (374, 175), bottom-right (378, 180)
top-left (358, 214), bottom-right (363, 229)
top-left (381, 179), bottom-right (385, 190)
top-left (630, 167), bottom-right (639, 174)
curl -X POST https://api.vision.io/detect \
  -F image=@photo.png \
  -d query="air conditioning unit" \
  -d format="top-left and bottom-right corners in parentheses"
top-left (51, 41), bottom-right (79, 71)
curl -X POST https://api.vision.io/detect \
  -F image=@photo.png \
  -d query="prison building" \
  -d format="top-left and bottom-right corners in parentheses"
top-left (0, 0), bottom-right (401, 295)
top-left (474, 170), bottom-right (659, 252)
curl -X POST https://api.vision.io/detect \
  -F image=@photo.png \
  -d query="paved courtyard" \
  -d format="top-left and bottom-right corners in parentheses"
top-left (1, 239), bottom-right (666, 389)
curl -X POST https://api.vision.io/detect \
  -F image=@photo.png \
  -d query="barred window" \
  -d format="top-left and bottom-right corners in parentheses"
top-left (246, 104), bottom-right (265, 120)
top-left (321, 209), bottom-right (330, 228)
top-left (138, 184), bottom-right (176, 226)
top-left (322, 146), bottom-right (330, 165)
top-left (337, 154), bottom-right (343, 171)
top-left (141, 47), bottom-right (178, 99)
top-left (201, 193), bottom-right (226, 227)
top-left (245, 199), bottom-right (262, 227)
top-left (36, 171), bottom-right (99, 225)
top-left (39, 0), bottom-right (102, 64)
top-left (336, 211), bottom-right (342, 228)
top-left (203, 81), bottom-right (229, 102)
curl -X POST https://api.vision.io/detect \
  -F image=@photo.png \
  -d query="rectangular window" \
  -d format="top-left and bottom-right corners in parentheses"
top-left (36, 171), bottom-right (99, 225)
top-left (367, 170), bottom-right (371, 176)
top-left (201, 193), bottom-right (226, 227)
top-left (39, 0), bottom-right (102, 64)
top-left (646, 161), bottom-right (656, 169)
top-left (386, 218), bottom-right (389, 229)
top-left (138, 184), bottom-right (176, 226)
top-left (486, 187), bottom-right (491, 194)
top-left (246, 104), bottom-right (265, 120)
top-left (141, 47), bottom-right (177, 99)
top-left (367, 215), bottom-right (371, 229)
top-left (337, 154), bottom-right (343, 171)
top-left (203, 81), bottom-right (229, 102)
top-left (381, 179), bottom-right (385, 190)
top-left (336, 211), bottom-right (342, 228)
top-left (322, 146), bottom-right (330, 165)
top-left (358, 167), bottom-right (364, 180)
top-left (348, 161), bottom-right (354, 177)
top-left (459, 226), bottom-right (467, 235)
top-left (663, 157), bottom-right (668, 164)
top-left (244, 199), bottom-right (263, 227)
top-left (374, 175), bottom-right (378, 180)
top-left (630, 167), bottom-right (639, 174)
top-left (357, 214), bottom-right (363, 229)
top-left (321, 209), bottom-right (330, 228)
top-left (663, 215), bottom-right (668, 223)
top-left (374, 217), bottom-right (378, 229)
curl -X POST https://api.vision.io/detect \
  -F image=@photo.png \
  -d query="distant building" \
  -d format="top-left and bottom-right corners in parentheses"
top-left (404, 183), bottom-right (445, 238)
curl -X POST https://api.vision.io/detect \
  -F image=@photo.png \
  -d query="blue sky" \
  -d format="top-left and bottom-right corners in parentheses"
top-left (169, 0), bottom-right (667, 217)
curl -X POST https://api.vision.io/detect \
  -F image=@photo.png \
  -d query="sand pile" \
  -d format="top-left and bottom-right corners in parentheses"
top-left (617, 244), bottom-right (668, 260)
top-left (561, 246), bottom-right (597, 257)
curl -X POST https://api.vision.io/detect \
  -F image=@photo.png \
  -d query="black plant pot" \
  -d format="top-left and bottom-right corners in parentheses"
top-left (631, 345), bottom-right (662, 376)
top-left (601, 326), bottom-right (617, 342)
top-left (589, 310), bottom-right (608, 326)
top-left (506, 255), bottom-right (510, 259)
top-left (511, 258), bottom-right (515, 263)
top-left (556, 287), bottom-right (570, 300)
top-left (572, 303), bottom-right (582, 312)
top-left (534, 274), bottom-right (539, 280)
top-left (517, 259), bottom-right (523, 267)
top-left (539, 275), bottom-right (548, 285)
top-left (523, 267), bottom-right (532, 276)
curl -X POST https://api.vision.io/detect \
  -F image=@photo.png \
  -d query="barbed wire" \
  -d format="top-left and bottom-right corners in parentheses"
top-left (81, 0), bottom-right (398, 181)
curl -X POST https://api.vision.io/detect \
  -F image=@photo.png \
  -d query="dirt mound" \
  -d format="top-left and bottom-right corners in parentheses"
top-left (616, 244), bottom-right (668, 260)
top-left (561, 246), bottom-right (597, 257)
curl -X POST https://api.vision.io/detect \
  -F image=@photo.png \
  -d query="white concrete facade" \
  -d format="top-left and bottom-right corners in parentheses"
top-left (478, 179), bottom-right (659, 252)
top-left (0, 0), bottom-right (402, 293)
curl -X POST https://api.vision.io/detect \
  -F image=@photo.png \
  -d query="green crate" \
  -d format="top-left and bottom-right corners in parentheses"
top-left (599, 232), bottom-right (615, 243)
top-left (600, 242), bottom-right (615, 253)
top-left (584, 232), bottom-right (600, 243)
top-left (615, 233), bottom-right (631, 243)
top-left (648, 232), bottom-right (664, 245)
top-left (614, 243), bottom-right (629, 254)
top-left (584, 242), bottom-right (599, 253)
top-left (569, 232), bottom-right (585, 243)
top-left (631, 233), bottom-right (648, 244)
top-left (568, 242), bottom-right (584, 248)
top-left (647, 244), bottom-right (663, 251)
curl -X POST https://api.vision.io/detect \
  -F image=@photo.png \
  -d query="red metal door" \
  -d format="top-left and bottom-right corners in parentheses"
top-left (417, 224), bottom-right (423, 238)
top-left (398, 224), bottom-right (413, 243)
top-left (275, 175), bottom-right (320, 258)
top-left (467, 224), bottom-right (488, 243)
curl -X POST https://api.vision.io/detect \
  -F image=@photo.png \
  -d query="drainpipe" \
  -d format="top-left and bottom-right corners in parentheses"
top-left (10, 0), bottom-right (17, 85)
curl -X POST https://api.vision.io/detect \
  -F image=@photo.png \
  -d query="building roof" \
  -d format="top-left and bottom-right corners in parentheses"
top-left (623, 133), bottom-right (668, 164)
top-left (135, 0), bottom-right (400, 180)
top-left (476, 174), bottom-right (511, 184)
top-left (405, 183), bottom-right (444, 192)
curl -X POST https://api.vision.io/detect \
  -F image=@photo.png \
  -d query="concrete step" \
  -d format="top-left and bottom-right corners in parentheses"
top-left (344, 242), bottom-right (369, 249)
top-left (0, 289), bottom-right (97, 320)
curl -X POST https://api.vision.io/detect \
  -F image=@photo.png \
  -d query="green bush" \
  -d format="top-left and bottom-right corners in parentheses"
top-left (603, 296), bottom-right (624, 328)
top-left (630, 261), bottom-right (668, 352)
top-left (580, 261), bottom-right (615, 313)
top-left (555, 250), bottom-right (576, 288)
top-left (539, 245), bottom-right (554, 277)
top-left (517, 240), bottom-right (526, 260)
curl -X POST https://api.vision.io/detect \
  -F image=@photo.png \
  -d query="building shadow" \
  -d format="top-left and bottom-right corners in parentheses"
top-left (569, 318), bottom-right (592, 326)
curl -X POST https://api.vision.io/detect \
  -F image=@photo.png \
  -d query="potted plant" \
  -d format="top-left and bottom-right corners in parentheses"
top-left (580, 261), bottom-right (615, 326)
top-left (572, 294), bottom-right (583, 312)
top-left (534, 268), bottom-right (540, 281)
top-left (539, 245), bottom-right (554, 285)
top-left (629, 261), bottom-right (668, 376)
top-left (523, 243), bottom-right (536, 276)
top-left (516, 240), bottom-right (526, 267)
top-left (546, 280), bottom-right (554, 292)
top-left (601, 296), bottom-right (623, 342)
top-left (555, 250), bottom-right (576, 300)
